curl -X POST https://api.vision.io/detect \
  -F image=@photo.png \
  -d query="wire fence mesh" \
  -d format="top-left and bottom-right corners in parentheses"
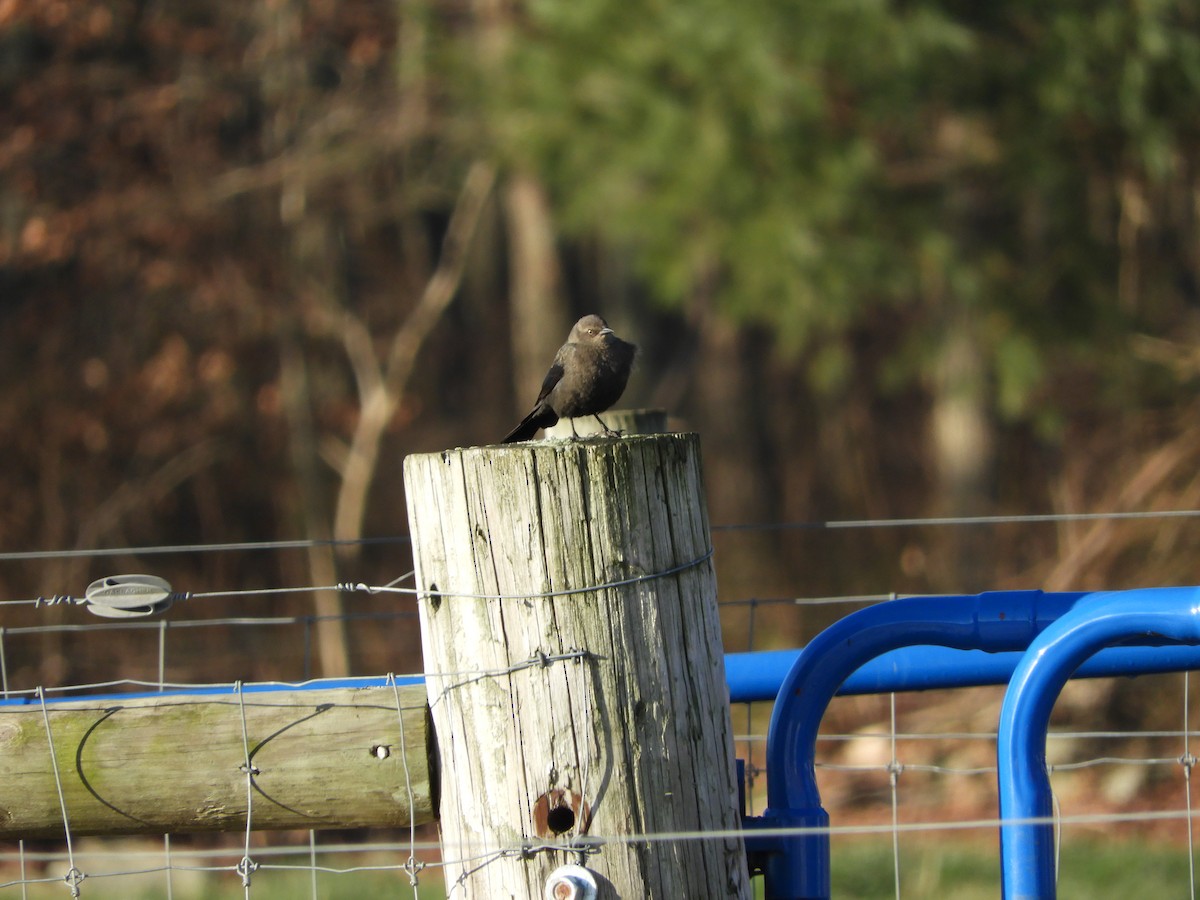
top-left (3, 510), bottom-right (1200, 897)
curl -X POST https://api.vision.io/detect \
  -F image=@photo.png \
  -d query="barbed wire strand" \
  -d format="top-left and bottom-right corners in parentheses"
top-left (743, 598), bottom-right (760, 816)
top-left (16, 508), bottom-right (1190, 619)
top-left (1184, 672), bottom-right (1196, 898)
top-left (6, 516), bottom-right (1200, 894)
top-left (36, 686), bottom-right (83, 898)
top-left (431, 647), bottom-right (608, 890)
top-left (577, 649), bottom-right (596, 859)
top-left (387, 671), bottom-right (423, 898)
top-left (888, 692), bottom-right (902, 900)
top-left (8, 802), bottom-right (1200, 895)
top-left (5, 674), bottom-right (1198, 747)
top-left (2, 506), bottom-right (1198, 566)
top-left (4, 691), bottom-right (1190, 873)
top-left (369, 547), bottom-right (715, 604)
top-left (429, 649), bottom-right (594, 711)
top-left (0, 552), bottom-right (1184, 622)
top-left (157, 620), bottom-right (167, 695)
top-left (0, 611), bottom-right (417, 637)
top-left (7, 804), bottom-right (1200, 868)
top-left (309, 830), bottom-right (320, 900)
top-left (158, 619), bottom-right (176, 900)
top-left (17, 839), bottom-right (28, 900)
top-left (162, 834), bottom-right (175, 900)
top-left (813, 727), bottom-right (1200, 742)
top-left (0, 535), bottom-right (412, 562)
top-left (711, 507), bottom-right (1200, 533)
top-left (382, 569), bottom-right (416, 589)
top-left (0, 580), bottom-right (1119, 619)
top-left (1, 627), bottom-right (9, 698)
top-left (0, 550), bottom-right (707, 616)
top-left (234, 681), bottom-right (259, 897)
top-left (1052, 789), bottom-right (1062, 889)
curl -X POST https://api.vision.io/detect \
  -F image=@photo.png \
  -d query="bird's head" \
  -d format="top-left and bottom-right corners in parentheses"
top-left (571, 314), bottom-right (613, 343)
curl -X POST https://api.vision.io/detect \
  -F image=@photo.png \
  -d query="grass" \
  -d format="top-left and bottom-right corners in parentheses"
top-left (830, 836), bottom-right (1196, 899)
top-left (6, 838), bottom-right (1196, 897)
top-left (3, 868), bottom-right (448, 899)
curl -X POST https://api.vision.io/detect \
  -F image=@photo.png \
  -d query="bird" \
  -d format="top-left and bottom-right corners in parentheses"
top-left (502, 314), bottom-right (637, 443)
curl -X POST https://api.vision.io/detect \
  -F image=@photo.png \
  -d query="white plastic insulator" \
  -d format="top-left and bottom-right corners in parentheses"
top-left (543, 864), bottom-right (598, 900)
top-left (84, 574), bottom-right (174, 618)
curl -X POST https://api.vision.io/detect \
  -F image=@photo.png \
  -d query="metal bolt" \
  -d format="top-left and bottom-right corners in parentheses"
top-left (543, 864), bottom-right (598, 900)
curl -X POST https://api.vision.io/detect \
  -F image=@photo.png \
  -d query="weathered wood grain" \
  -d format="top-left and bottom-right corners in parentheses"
top-left (405, 433), bottom-right (750, 899)
top-left (0, 685), bottom-right (433, 838)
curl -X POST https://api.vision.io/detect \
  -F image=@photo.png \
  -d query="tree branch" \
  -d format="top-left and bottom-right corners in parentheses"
top-left (333, 160), bottom-right (498, 551)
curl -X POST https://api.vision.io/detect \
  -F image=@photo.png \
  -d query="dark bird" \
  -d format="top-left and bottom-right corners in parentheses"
top-left (502, 314), bottom-right (637, 443)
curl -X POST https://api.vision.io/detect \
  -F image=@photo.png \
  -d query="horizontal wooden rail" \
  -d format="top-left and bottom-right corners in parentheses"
top-left (0, 685), bottom-right (433, 839)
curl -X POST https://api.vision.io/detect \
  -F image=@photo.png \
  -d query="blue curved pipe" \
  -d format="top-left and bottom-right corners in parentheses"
top-left (725, 642), bottom-right (1200, 703)
top-left (997, 587), bottom-right (1200, 900)
top-left (758, 590), bottom-right (1087, 899)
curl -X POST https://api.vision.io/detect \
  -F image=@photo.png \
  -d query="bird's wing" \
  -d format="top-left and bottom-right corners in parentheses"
top-left (534, 345), bottom-right (573, 404)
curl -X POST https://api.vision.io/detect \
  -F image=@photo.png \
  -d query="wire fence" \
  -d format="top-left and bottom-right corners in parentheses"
top-left (3, 509), bottom-right (1200, 897)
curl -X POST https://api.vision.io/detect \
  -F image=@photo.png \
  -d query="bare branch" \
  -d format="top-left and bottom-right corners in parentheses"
top-left (333, 161), bottom-right (498, 550)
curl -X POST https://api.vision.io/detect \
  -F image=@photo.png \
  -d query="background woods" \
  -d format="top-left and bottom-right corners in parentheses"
top-left (2, 0), bottom-right (1200, 699)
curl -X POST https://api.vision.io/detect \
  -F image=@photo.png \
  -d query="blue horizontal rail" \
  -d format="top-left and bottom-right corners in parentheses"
top-left (9, 636), bottom-right (1200, 709)
top-left (725, 642), bottom-right (1200, 702)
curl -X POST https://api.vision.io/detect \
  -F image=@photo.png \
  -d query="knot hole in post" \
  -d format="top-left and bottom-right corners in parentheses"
top-left (547, 805), bottom-right (575, 835)
top-left (533, 789), bottom-right (590, 838)
top-left (428, 583), bottom-right (441, 614)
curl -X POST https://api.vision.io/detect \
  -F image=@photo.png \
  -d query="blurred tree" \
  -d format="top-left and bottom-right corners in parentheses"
top-left (449, 0), bottom-right (1200, 590)
top-left (0, 0), bottom-right (492, 680)
top-left (465, 0), bottom-right (1200, 406)
top-left (4, 0), bottom-right (1200, 688)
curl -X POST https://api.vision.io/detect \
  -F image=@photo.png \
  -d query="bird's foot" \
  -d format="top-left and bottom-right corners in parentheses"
top-left (592, 414), bottom-right (623, 438)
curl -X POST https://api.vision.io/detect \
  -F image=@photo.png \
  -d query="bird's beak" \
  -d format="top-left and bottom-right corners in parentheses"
top-left (599, 327), bottom-right (614, 336)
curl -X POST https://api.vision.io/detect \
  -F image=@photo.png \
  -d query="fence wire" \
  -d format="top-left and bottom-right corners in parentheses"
top-left (2, 512), bottom-right (1199, 897)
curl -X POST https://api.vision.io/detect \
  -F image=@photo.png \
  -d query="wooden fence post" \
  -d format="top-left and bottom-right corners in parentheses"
top-left (404, 433), bottom-right (750, 898)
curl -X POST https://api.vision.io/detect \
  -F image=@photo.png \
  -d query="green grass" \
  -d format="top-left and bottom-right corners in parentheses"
top-left (829, 836), bottom-right (1197, 899)
top-left (3, 862), bottom-right (448, 899)
top-left (8, 839), bottom-right (1197, 898)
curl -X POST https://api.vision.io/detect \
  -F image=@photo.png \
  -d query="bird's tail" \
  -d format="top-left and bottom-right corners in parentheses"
top-left (501, 413), bottom-right (546, 444)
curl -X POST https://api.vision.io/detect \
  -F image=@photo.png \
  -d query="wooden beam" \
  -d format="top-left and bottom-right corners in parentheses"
top-left (405, 433), bottom-right (750, 898)
top-left (0, 685), bottom-right (434, 839)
